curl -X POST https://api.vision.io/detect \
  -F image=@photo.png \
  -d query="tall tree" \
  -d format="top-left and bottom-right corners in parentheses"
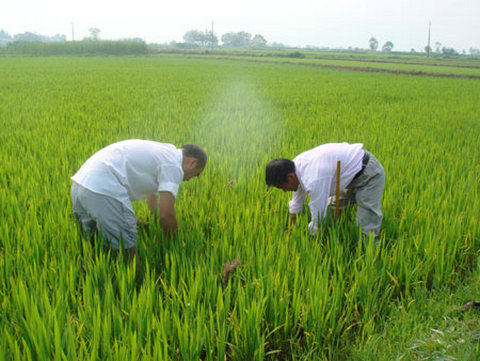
top-left (441, 47), bottom-right (458, 55)
top-left (382, 41), bottom-right (394, 52)
top-left (221, 32), bottom-right (251, 48)
top-left (88, 28), bottom-right (100, 40)
top-left (369, 37), bottom-right (378, 51)
top-left (183, 30), bottom-right (206, 46)
top-left (0, 29), bottom-right (12, 45)
top-left (205, 31), bottom-right (218, 48)
top-left (14, 32), bottom-right (45, 42)
top-left (469, 48), bottom-right (480, 56)
top-left (251, 34), bottom-right (267, 48)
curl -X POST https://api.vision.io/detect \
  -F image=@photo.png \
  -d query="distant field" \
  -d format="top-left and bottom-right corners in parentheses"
top-left (174, 52), bottom-right (480, 77)
top-left (291, 57), bottom-right (480, 77)
top-left (1, 56), bottom-right (479, 360)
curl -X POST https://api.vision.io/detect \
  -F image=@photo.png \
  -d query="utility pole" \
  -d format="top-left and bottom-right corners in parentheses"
top-left (71, 22), bottom-right (75, 41)
top-left (426, 20), bottom-right (431, 57)
top-left (211, 21), bottom-right (214, 49)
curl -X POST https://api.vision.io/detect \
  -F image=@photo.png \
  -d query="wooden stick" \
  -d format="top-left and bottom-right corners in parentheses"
top-left (335, 160), bottom-right (341, 219)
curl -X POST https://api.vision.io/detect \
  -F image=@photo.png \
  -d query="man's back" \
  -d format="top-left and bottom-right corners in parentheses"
top-left (293, 142), bottom-right (364, 193)
top-left (72, 140), bottom-right (184, 207)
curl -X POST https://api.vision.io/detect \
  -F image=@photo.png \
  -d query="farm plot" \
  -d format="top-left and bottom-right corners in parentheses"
top-left (0, 56), bottom-right (479, 360)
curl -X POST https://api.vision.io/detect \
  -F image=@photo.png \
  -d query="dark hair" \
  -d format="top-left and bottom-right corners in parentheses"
top-left (265, 158), bottom-right (295, 186)
top-left (181, 144), bottom-right (208, 168)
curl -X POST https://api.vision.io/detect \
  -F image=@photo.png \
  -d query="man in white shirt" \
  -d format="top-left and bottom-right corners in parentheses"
top-left (71, 140), bottom-right (207, 260)
top-left (265, 143), bottom-right (385, 239)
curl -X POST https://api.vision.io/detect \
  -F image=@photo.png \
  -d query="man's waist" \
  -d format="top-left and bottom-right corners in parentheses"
top-left (353, 151), bottom-right (370, 179)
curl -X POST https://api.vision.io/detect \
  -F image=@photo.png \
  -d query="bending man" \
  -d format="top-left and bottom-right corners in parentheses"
top-left (71, 139), bottom-right (207, 259)
top-left (265, 143), bottom-right (385, 239)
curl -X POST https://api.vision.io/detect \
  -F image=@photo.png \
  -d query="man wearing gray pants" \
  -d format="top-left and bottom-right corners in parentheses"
top-left (265, 143), bottom-right (385, 240)
top-left (71, 140), bottom-right (207, 262)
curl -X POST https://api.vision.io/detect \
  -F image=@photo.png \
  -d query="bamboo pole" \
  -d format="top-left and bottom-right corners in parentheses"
top-left (335, 160), bottom-right (341, 219)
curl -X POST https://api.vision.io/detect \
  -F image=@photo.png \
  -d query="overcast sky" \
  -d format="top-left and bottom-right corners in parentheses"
top-left (2, 0), bottom-right (479, 51)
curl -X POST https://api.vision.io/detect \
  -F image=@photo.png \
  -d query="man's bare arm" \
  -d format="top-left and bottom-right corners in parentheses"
top-left (158, 191), bottom-right (178, 237)
top-left (146, 194), bottom-right (158, 212)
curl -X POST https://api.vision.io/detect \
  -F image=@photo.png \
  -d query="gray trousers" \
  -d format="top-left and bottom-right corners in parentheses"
top-left (71, 183), bottom-right (137, 250)
top-left (330, 151), bottom-right (385, 237)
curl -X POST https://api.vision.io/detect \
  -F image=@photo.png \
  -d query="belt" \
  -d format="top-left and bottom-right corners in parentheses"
top-left (353, 151), bottom-right (370, 179)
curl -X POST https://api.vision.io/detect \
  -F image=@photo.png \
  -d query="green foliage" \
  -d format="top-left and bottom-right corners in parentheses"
top-left (0, 55), bottom-right (479, 360)
top-left (382, 41), bottom-right (394, 52)
top-left (350, 270), bottom-right (480, 360)
top-left (174, 42), bottom-right (200, 49)
top-left (183, 29), bottom-right (217, 48)
top-left (6, 40), bottom-right (148, 56)
top-left (286, 51), bottom-right (305, 58)
top-left (221, 31), bottom-right (252, 48)
top-left (152, 49), bottom-right (480, 77)
top-left (369, 37), bottom-right (379, 51)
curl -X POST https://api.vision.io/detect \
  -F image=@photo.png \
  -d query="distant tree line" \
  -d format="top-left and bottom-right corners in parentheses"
top-left (0, 28), bottom-right (148, 56)
top-left (368, 35), bottom-right (479, 56)
top-left (4, 39), bottom-right (148, 56)
top-left (179, 30), bottom-right (268, 49)
top-left (0, 28), bottom-right (105, 45)
top-left (0, 29), bottom-right (66, 45)
top-left (2, 27), bottom-right (479, 56)
top-left (425, 41), bottom-right (467, 56)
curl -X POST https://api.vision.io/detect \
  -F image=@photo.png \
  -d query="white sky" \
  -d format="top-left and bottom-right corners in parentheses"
top-left (2, 0), bottom-right (479, 51)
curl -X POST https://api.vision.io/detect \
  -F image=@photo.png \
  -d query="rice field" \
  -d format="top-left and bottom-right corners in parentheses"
top-left (0, 55), bottom-right (479, 360)
top-left (190, 54), bottom-right (480, 77)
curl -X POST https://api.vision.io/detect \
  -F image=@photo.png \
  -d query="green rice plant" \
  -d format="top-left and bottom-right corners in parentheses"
top-left (0, 55), bottom-right (478, 360)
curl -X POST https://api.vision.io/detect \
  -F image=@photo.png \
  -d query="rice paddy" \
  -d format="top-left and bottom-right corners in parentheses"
top-left (0, 55), bottom-right (479, 360)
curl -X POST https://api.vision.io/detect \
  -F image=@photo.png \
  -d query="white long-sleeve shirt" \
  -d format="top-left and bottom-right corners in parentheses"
top-left (289, 143), bottom-right (365, 235)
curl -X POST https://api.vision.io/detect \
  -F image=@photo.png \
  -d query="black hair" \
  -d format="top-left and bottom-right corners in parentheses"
top-left (181, 144), bottom-right (208, 168)
top-left (265, 158), bottom-right (295, 186)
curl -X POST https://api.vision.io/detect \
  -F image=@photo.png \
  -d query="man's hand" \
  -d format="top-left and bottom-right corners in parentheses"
top-left (289, 213), bottom-right (297, 226)
top-left (146, 192), bottom-right (178, 237)
top-left (285, 213), bottom-right (297, 235)
top-left (146, 194), bottom-right (158, 212)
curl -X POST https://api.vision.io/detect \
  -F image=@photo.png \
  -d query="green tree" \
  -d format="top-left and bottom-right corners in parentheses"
top-left (14, 32), bottom-right (45, 42)
top-left (369, 37), bottom-right (378, 51)
top-left (469, 48), bottom-right (480, 56)
top-left (251, 34), bottom-right (267, 48)
top-left (183, 30), bottom-right (206, 46)
top-left (271, 42), bottom-right (286, 48)
top-left (205, 31), bottom-right (218, 48)
top-left (441, 47), bottom-right (458, 55)
top-left (0, 29), bottom-right (12, 45)
top-left (221, 31), bottom-right (251, 48)
top-left (88, 28), bottom-right (101, 40)
top-left (382, 41), bottom-right (394, 52)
